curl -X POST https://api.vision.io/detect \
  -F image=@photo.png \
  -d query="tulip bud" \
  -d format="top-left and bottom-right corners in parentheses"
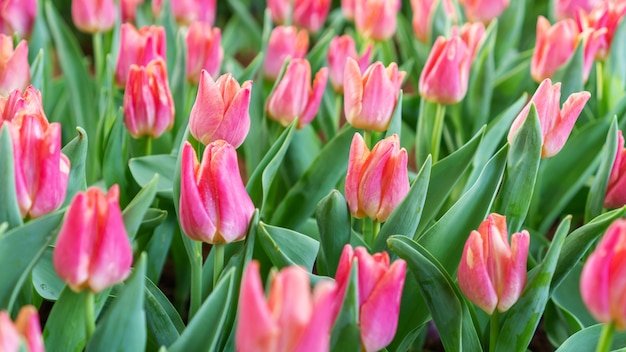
top-left (0, 35), bottom-right (29, 97)
top-left (267, 0), bottom-right (332, 33)
top-left (604, 130), bottom-right (626, 208)
top-left (0, 0), bottom-right (37, 38)
top-left (458, 213), bottom-right (530, 314)
top-left (53, 185), bottom-right (133, 293)
top-left (580, 219), bottom-right (626, 329)
top-left (327, 35), bottom-right (373, 93)
top-left (576, 2), bottom-right (626, 60)
top-left (0, 306), bottom-right (44, 352)
top-left (186, 22), bottom-right (223, 83)
top-left (179, 141), bottom-right (255, 244)
top-left (507, 78), bottom-right (590, 158)
top-left (410, 0), bottom-right (457, 43)
top-left (345, 133), bottom-right (409, 222)
top-left (121, 0), bottom-right (144, 23)
top-left (556, 0), bottom-right (597, 19)
top-left (116, 24), bottom-right (166, 86)
top-left (344, 59), bottom-right (405, 132)
top-left (335, 245), bottom-right (406, 352)
top-left (458, 0), bottom-right (510, 23)
top-left (236, 261), bottom-right (337, 352)
top-left (71, 0), bottom-right (116, 33)
top-left (123, 59), bottom-right (175, 139)
top-left (189, 71), bottom-right (251, 147)
top-left (263, 26), bottom-right (309, 81)
top-left (355, 0), bottom-right (401, 41)
top-left (0, 86), bottom-right (44, 123)
top-left (342, 0), bottom-right (355, 20)
top-left (172, 0), bottom-right (216, 26)
top-left (265, 59), bottom-right (328, 129)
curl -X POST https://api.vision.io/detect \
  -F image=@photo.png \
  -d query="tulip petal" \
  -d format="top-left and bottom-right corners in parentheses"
top-left (344, 58), bottom-right (364, 124)
top-left (497, 230), bottom-right (529, 312)
top-left (345, 133), bottom-right (370, 218)
top-left (458, 230), bottom-right (498, 314)
top-left (190, 70), bottom-right (226, 145)
top-left (376, 145), bottom-right (408, 221)
top-left (542, 90), bottom-right (590, 157)
top-left (217, 80), bottom-right (252, 148)
top-left (295, 280), bottom-right (337, 352)
top-left (359, 63), bottom-right (397, 131)
top-left (300, 67), bottom-right (328, 128)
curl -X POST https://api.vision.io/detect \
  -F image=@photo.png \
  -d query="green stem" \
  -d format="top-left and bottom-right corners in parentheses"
top-left (84, 291), bottom-right (95, 342)
top-left (431, 103), bottom-right (446, 163)
top-left (371, 220), bottom-right (380, 243)
top-left (363, 130), bottom-right (372, 149)
top-left (189, 241), bottom-right (203, 320)
top-left (213, 243), bottom-right (225, 288)
top-left (596, 61), bottom-right (605, 117)
top-left (144, 136), bottom-right (152, 156)
top-left (335, 94), bottom-right (342, 134)
top-left (489, 310), bottom-right (499, 352)
top-left (93, 32), bottom-right (104, 83)
top-left (596, 321), bottom-right (615, 352)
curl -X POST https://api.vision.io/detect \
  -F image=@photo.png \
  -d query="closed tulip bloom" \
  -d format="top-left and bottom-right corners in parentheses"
top-left (266, 59), bottom-right (328, 129)
top-left (123, 59), bottom-right (175, 139)
top-left (458, 0), bottom-right (510, 23)
top-left (345, 133), bottom-right (409, 222)
top-left (53, 185), bottom-right (133, 293)
top-left (342, 0), bottom-right (355, 20)
top-left (355, 0), bottom-right (401, 41)
top-left (268, 0), bottom-right (332, 33)
top-left (71, 0), bottom-right (116, 33)
top-left (458, 22), bottom-right (486, 61)
top-left (0, 0), bottom-right (37, 38)
top-left (604, 131), bottom-right (626, 208)
top-left (263, 26), bottom-right (309, 80)
top-left (172, 0), bottom-right (216, 26)
top-left (0, 86), bottom-right (44, 123)
top-left (344, 59), bottom-right (405, 132)
top-left (580, 219), bottom-right (626, 329)
top-left (186, 22), bottom-right (223, 83)
top-left (327, 35), bottom-right (373, 93)
top-left (189, 71), bottom-right (251, 147)
top-left (458, 213), bottom-right (530, 314)
top-left (411, 0), bottom-right (456, 43)
top-left (576, 1), bottom-right (626, 60)
top-left (0, 35), bottom-right (29, 97)
top-left (236, 261), bottom-right (337, 352)
top-left (556, 0), bottom-right (597, 19)
top-left (507, 78), bottom-right (590, 158)
top-left (179, 141), bottom-right (254, 244)
top-left (121, 0), bottom-right (144, 23)
top-left (335, 245), bottom-right (407, 352)
top-left (0, 306), bottom-right (44, 352)
top-left (116, 24), bottom-right (166, 86)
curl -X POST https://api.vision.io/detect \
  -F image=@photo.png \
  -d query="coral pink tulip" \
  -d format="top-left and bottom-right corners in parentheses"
top-left (121, 0), bottom-right (144, 23)
top-left (265, 58), bottom-right (328, 129)
top-left (236, 261), bottom-right (337, 352)
top-left (458, 0), bottom-right (510, 23)
top-left (355, 0), bottom-right (401, 41)
top-left (53, 185), bottom-right (133, 293)
top-left (0, 306), bottom-right (43, 352)
top-left (189, 71), bottom-right (251, 147)
top-left (327, 35), bottom-right (373, 93)
top-left (605, 130), bottom-right (626, 208)
top-left (0, 0), bottom-right (37, 38)
top-left (0, 35), bottom-right (29, 97)
top-left (186, 21), bottom-right (223, 83)
top-left (115, 24), bottom-right (166, 86)
top-left (410, 0), bottom-right (456, 43)
top-left (172, 0), bottom-right (216, 25)
top-left (343, 59), bottom-right (405, 132)
top-left (268, 0), bottom-right (332, 33)
top-left (580, 219), bottom-right (626, 329)
top-left (458, 213), bottom-right (530, 314)
top-left (0, 86), bottom-right (44, 123)
top-left (335, 245), bottom-right (407, 352)
top-left (342, 0), bottom-right (356, 20)
top-left (71, 0), bottom-right (116, 33)
top-left (507, 78), bottom-right (590, 158)
top-left (345, 133), bottom-right (409, 222)
top-left (576, 1), bottom-right (626, 60)
top-left (556, 0), bottom-right (598, 19)
top-left (123, 59), bottom-right (175, 139)
top-left (263, 26), bottom-right (309, 80)
top-left (179, 140), bottom-right (254, 244)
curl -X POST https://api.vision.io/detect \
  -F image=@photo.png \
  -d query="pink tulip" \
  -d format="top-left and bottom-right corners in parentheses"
top-left (343, 59), bottom-right (405, 132)
top-left (123, 59), bottom-right (175, 139)
top-left (53, 185), bottom-right (133, 293)
top-left (410, 0), bottom-right (457, 43)
top-left (172, 0), bottom-right (216, 26)
top-left (115, 24), bottom-right (166, 86)
top-left (458, 0), bottom-right (510, 23)
top-left (0, 86), bottom-right (44, 123)
top-left (458, 213), bottom-right (530, 314)
top-left (342, 0), bottom-right (356, 20)
top-left (0, 306), bottom-right (43, 352)
top-left (263, 26), bottom-right (309, 81)
top-left (507, 78), bottom-right (590, 158)
top-left (152, 0), bottom-right (162, 17)
top-left (186, 21), bottom-right (223, 83)
top-left (605, 130), bottom-right (626, 208)
top-left (556, 0), bottom-right (598, 19)
top-left (355, 0), bottom-right (401, 41)
top-left (0, 35), bottom-right (29, 97)
top-left (265, 58), bottom-right (328, 129)
top-left (121, 0), bottom-right (144, 23)
top-left (345, 133), bottom-right (409, 222)
top-left (0, 0), bottom-right (37, 38)
top-left (576, 1), bottom-right (626, 60)
top-left (179, 140), bottom-right (254, 244)
top-left (457, 22), bottom-right (486, 61)
top-left (327, 35), bottom-right (373, 93)
top-left (236, 261), bottom-right (337, 352)
top-left (335, 245), bottom-right (406, 352)
top-left (189, 71), bottom-right (251, 147)
top-left (71, 0), bottom-right (116, 33)
top-left (293, 0), bottom-right (332, 33)
top-left (580, 219), bottom-right (626, 329)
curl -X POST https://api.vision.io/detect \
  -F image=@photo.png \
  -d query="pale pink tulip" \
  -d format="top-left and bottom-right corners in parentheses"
top-left (576, 1), bottom-right (626, 59)
top-left (605, 130), bottom-right (626, 208)
top-left (263, 26), bottom-right (309, 80)
top-left (410, 0), bottom-right (456, 43)
top-left (172, 0), bottom-right (216, 26)
top-left (71, 0), bottom-right (116, 33)
top-left (186, 21), bottom-right (223, 83)
top-left (0, 86), bottom-right (44, 123)
top-left (458, 0), bottom-right (510, 23)
top-left (0, 35), bottom-right (29, 97)
top-left (355, 0), bottom-right (401, 41)
top-left (327, 35), bottom-right (373, 93)
top-left (342, 0), bottom-right (356, 20)
top-left (121, 0), bottom-right (144, 23)
top-left (0, 306), bottom-right (43, 352)
top-left (267, 0), bottom-right (332, 33)
top-left (115, 24), bottom-right (166, 86)
top-left (556, 0), bottom-right (598, 19)
top-left (0, 0), bottom-right (37, 38)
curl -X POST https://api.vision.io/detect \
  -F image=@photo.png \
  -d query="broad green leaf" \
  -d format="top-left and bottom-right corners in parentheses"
top-left (61, 127), bottom-right (88, 206)
top-left (555, 324), bottom-right (626, 352)
top-left (32, 248), bottom-right (65, 301)
top-left (552, 264), bottom-right (596, 327)
top-left (385, 91), bottom-right (404, 139)
top-left (30, 49), bottom-right (45, 92)
top-left (430, 0), bottom-right (451, 44)
top-left (227, 0), bottom-right (262, 46)
top-left (316, 190), bottom-right (351, 277)
top-left (466, 20), bottom-right (497, 134)
top-left (129, 154), bottom-right (177, 198)
top-left (544, 300), bottom-right (584, 347)
top-left (122, 174), bottom-right (159, 240)
top-left (0, 125), bottom-right (23, 229)
top-left (145, 277), bottom-right (184, 348)
top-left (102, 109), bottom-right (130, 204)
top-left (307, 28), bottom-right (335, 70)
top-left (330, 262), bottom-right (360, 352)
top-left (585, 117), bottom-right (618, 221)
top-left (170, 30), bottom-right (189, 136)
top-left (237, 52), bottom-right (264, 82)
top-left (552, 41), bottom-right (584, 103)
top-left (415, 99), bottom-right (441, 167)
top-left (258, 222), bottom-right (319, 271)
top-left (494, 0), bottom-right (525, 66)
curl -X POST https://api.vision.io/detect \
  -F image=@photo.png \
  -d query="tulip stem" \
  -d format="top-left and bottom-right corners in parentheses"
top-left (431, 103), bottom-right (446, 163)
top-left (335, 95), bottom-right (342, 134)
top-left (189, 241), bottom-right (202, 321)
top-left (84, 291), bottom-right (95, 342)
top-left (144, 136), bottom-right (152, 156)
top-left (596, 61), bottom-right (605, 116)
top-left (364, 130), bottom-right (372, 149)
top-left (93, 32), bottom-right (104, 83)
top-left (213, 243), bottom-right (225, 288)
top-left (596, 321), bottom-right (615, 352)
top-left (489, 310), bottom-right (499, 352)
top-left (372, 220), bottom-right (380, 243)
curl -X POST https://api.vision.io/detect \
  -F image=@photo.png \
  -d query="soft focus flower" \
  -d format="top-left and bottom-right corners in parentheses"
top-left (71, 0), bottom-right (116, 33)
top-left (268, 0), bottom-right (332, 33)
top-left (580, 219), bottom-right (626, 329)
top-left (0, 35), bottom-right (29, 97)
top-left (458, 0), bottom-right (510, 23)
top-left (123, 59), bottom-right (175, 139)
top-left (343, 59), bottom-right (405, 132)
top-left (457, 22), bottom-right (486, 60)
top-left (458, 213), bottom-right (530, 314)
top-left (115, 24), bottom-right (166, 86)
top-left (53, 185), bottom-right (133, 293)
top-left (236, 261), bottom-right (337, 352)
top-left (327, 35), bottom-right (373, 93)
top-left (0, 86), bottom-right (44, 123)
top-left (342, 0), bottom-right (355, 20)
top-left (263, 26), bottom-right (309, 81)
top-left (410, 0), bottom-right (456, 43)
top-left (265, 58), bottom-right (328, 129)
top-left (355, 0), bottom-right (401, 41)
top-left (0, 306), bottom-right (44, 352)
top-left (604, 130), bottom-right (626, 208)
top-left (556, 0), bottom-right (598, 19)
top-left (0, 0), bottom-right (37, 38)
top-left (189, 71), bottom-right (251, 147)
top-left (507, 78), bottom-right (590, 158)
top-left (121, 0), bottom-right (144, 23)
top-left (344, 133), bottom-right (409, 222)
top-left (179, 140), bottom-right (254, 244)
top-left (335, 245), bottom-right (407, 352)
top-left (576, 1), bottom-right (626, 60)
top-left (172, 0), bottom-right (216, 26)
top-left (186, 21), bottom-right (223, 83)
top-left (152, 0), bottom-right (162, 17)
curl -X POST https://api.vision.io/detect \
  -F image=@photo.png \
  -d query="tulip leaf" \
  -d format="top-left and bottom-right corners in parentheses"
top-left (430, 0), bottom-right (451, 45)
top-left (555, 324), bottom-right (626, 352)
top-left (30, 49), bottom-right (45, 93)
top-left (385, 90), bottom-right (404, 139)
top-left (307, 27), bottom-right (335, 71)
top-left (227, 0), bottom-right (262, 46)
top-left (585, 117), bottom-right (618, 221)
top-left (552, 40), bottom-right (584, 104)
top-left (494, 0), bottom-right (525, 65)
top-left (32, 248), bottom-right (65, 301)
top-left (123, 174), bottom-right (159, 240)
top-left (415, 99), bottom-right (440, 167)
top-left (603, 18), bottom-right (626, 115)
top-left (466, 21), bottom-right (496, 133)
top-left (316, 190), bottom-right (352, 277)
top-left (237, 52), bottom-right (264, 82)
top-left (102, 109), bottom-right (130, 204)
top-left (129, 154), bottom-right (177, 198)
top-left (544, 300), bottom-right (584, 347)
top-left (145, 276), bottom-right (184, 348)
top-left (258, 222), bottom-right (319, 272)
top-left (495, 216), bottom-right (570, 352)
top-left (388, 235), bottom-right (481, 352)
top-left (552, 263), bottom-right (596, 328)
top-left (0, 124), bottom-right (23, 229)
top-left (170, 30), bottom-right (189, 136)
top-left (61, 127), bottom-right (88, 206)
top-left (330, 261), bottom-right (361, 352)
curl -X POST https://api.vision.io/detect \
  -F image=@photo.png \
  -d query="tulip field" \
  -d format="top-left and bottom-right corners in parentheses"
top-left (1, 0), bottom-right (626, 351)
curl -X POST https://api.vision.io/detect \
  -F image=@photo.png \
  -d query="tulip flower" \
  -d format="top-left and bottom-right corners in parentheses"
top-left (71, 0), bottom-right (116, 33)
top-left (342, 0), bottom-right (356, 20)
top-left (0, 35), bottom-right (29, 97)
top-left (123, 59), bottom-right (175, 139)
top-left (115, 24), bottom-right (166, 86)
top-left (179, 140), bottom-right (254, 244)
top-left (556, 0), bottom-right (597, 19)
top-left (507, 78), bottom-right (590, 158)
top-left (121, 0), bottom-right (144, 23)
top-left (576, 1), bottom-right (626, 60)
top-left (0, 86), bottom-right (45, 123)
top-left (410, 0), bottom-right (457, 43)
top-left (265, 59), bottom-right (328, 129)
top-left (345, 133), bottom-right (409, 222)
top-left (53, 185), bottom-right (133, 293)
top-left (186, 22), bottom-right (223, 83)
top-left (0, 0), bottom-right (37, 38)
top-left (172, 0), bottom-right (216, 26)
top-left (458, 0), bottom-right (510, 23)
top-left (335, 245), bottom-right (407, 352)
top-left (580, 219), bottom-right (626, 329)
top-left (189, 71), bottom-right (251, 147)
top-left (263, 26), bottom-right (309, 80)
top-left (354, 0), bottom-right (401, 41)
top-left (458, 213), bottom-right (530, 314)
top-left (152, 0), bottom-right (163, 17)
top-left (458, 22), bottom-right (486, 60)
top-left (343, 59), bottom-right (405, 132)
top-left (268, 0), bottom-right (332, 33)
top-left (0, 306), bottom-right (44, 352)
top-left (236, 261), bottom-right (337, 352)
top-left (604, 131), bottom-right (626, 208)
top-left (327, 35), bottom-right (373, 93)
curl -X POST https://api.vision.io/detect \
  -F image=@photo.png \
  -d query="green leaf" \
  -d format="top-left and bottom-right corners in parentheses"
top-left (123, 174), bottom-right (159, 240)
top-left (415, 99), bottom-right (440, 167)
top-left (385, 90), bottom-right (404, 139)
top-left (0, 124), bottom-right (23, 229)
top-left (170, 30), bottom-right (189, 136)
top-left (237, 52), bottom-right (264, 82)
top-left (227, 0), bottom-right (262, 46)
top-left (129, 154), bottom-right (177, 198)
top-left (316, 190), bottom-right (352, 277)
top-left (430, 0), bottom-right (451, 44)
top-left (555, 324), bottom-right (626, 352)
top-left (552, 40), bottom-right (584, 103)
top-left (145, 277), bottom-right (184, 348)
top-left (494, 0), bottom-right (525, 66)
top-left (61, 127), bottom-right (88, 206)
top-left (552, 264), bottom-right (596, 328)
top-left (330, 262), bottom-right (361, 352)
top-left (102, 109), bottom-right (130, 204)
top-left (258, 222), bottom-right (319, 272)
top-left (307, 27), bottom-right (335, 70)
top-left (586, 117), bottom-right (618, 221)
top-left (466, 20), bottom-right (497, 133)
top-left (30, 49), bottom-right (45, 92)
top-left (32, 248), bottom-right (65, 301)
